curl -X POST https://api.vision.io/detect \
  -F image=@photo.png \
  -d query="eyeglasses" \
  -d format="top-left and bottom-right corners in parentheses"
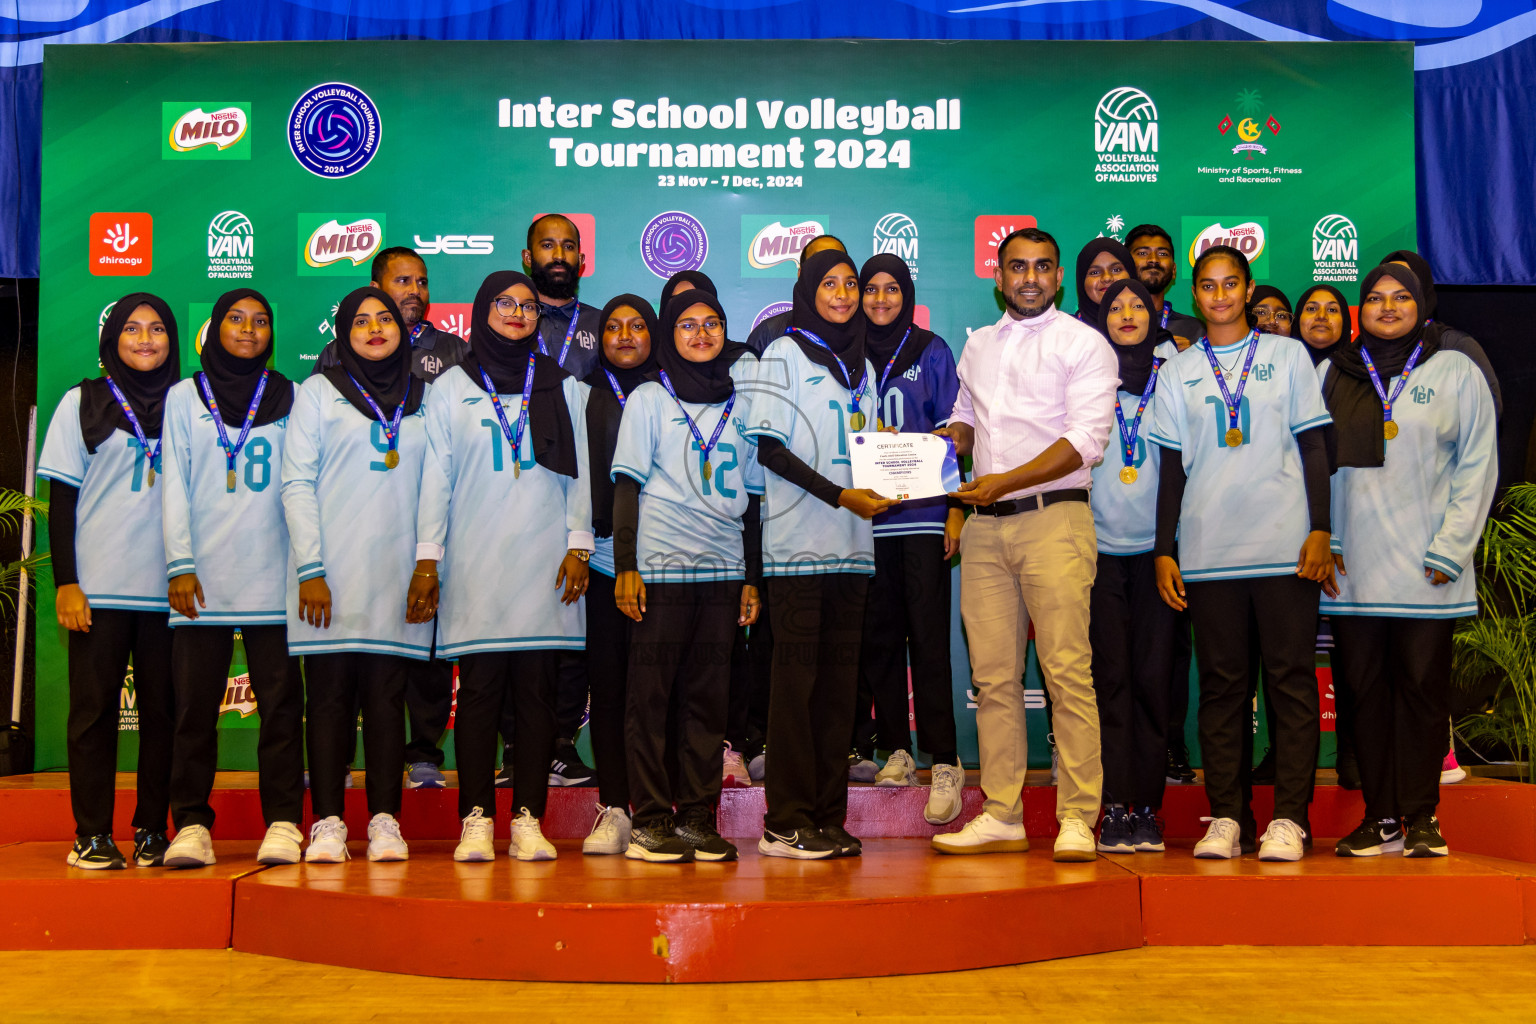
top-left (676, 318), bottom-right (724, 338)
top-left (1253, 307), bottom-right (1293, 326)
top-left (493, 297), bottom-right (540, 318)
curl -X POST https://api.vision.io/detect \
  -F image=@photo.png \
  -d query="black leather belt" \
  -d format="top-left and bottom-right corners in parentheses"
top-left (973, 489), bottom-right (1090, 517)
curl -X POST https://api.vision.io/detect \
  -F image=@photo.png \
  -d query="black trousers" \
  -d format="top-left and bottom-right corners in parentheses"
top-left (626, 580), bottom-right (736, 828)
top-left (1090, 551), bottom-right (1176, 808)
top-left (556, 649), bottom-right (588, 742)
top-left (67, 608), bottom-right (174, 837)
top-left (1167, 606), bottom-right (1193, 759)
top-left (1331, 616), bottom-right (1453, 820)
top-left (587, 570), bottom-right (631, 808)
top-left (764, 573), bottom-right (868, 833)
top-left (855, 533), bottom-right (958, 763)
top-left (169, 624), bottom-right (303, 829)
top-left (726, 587), bottom-right (773, 758)
top-left (305, 653), bottom-right (407, 819)
top-left (1186, 574), bottom-right (1320, 826)
top-left (456, 649), bottom-right (558, 818)
top-left (403, 629), bottom-right (453, 767)
top-left (1324, 616), bottom-right (1357, 764)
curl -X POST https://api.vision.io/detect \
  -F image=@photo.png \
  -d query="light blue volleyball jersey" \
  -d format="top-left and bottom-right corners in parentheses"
top-left (160, 378), bottom-right (293, 626)
top-left (1090, 341), bottom-right (1179, 555)
top-left (611, 379), bottom-right (764, 583)
top-left (38, 387), bottom-right (169, 612)
top-left (416, 365), bottom-right (592, 657)
top-left (1147, 332), bottom-right (1332, 581)
top-left (280, 374), bottom-right (433, 660)
top-left (745, 337), bottom-right (876, 576)
top-left (1321, 350), bottom-right (1498, 618)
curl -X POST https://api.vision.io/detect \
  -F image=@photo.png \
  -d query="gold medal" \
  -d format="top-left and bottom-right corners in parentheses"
top-left (1224, 427), bottom-right (1244, 448)
top-left (849, 411), bottom-right (866, 431)
top-left (702, 460), bottom-right (713, 482)
top-left (226, 468), bottom-right (237, 492)
top-left (384, 449), bottom-right (400, 470)
top-left (513, 462), bottom-right (521, 479)
top-left (1119, 466), bottom-right (1138, 485)
top-left (1383, 420), bottom-right (1399, 440)
top-left (146, 466), bottom-right (155, 487)
top-left (877, 419), bottom-right (886, 431)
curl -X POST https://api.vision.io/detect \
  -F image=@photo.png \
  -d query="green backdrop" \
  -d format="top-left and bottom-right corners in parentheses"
top-left (35, 39), bottom-right (1414, 770)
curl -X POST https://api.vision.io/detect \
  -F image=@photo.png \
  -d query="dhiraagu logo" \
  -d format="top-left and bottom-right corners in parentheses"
top-left (162, 102), bottom-right (251, 160)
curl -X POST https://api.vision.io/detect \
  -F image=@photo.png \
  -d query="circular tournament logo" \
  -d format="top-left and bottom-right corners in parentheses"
top-left (639, 211), bottom-right (709, 279)
top-left (288, 82), bottom-right (382, 179)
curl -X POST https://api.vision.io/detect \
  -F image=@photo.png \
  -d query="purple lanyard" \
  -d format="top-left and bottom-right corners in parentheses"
top-left (792, 327), bottom-right (868, 407)
top-left (480, 357), bottom-right (537, 474)
top-left (104, 375), bottom-right (160, 475)
top-left (1359, 339), bottom-right (1424, 428)
top-left (1114, 359), bottom-right (1162, 464)
top-left (875, 326), bottom-right (914, 399)
top-left (1160, 304), bottom-right (1171, 330)
top-left (657, 369), bottom-right (736, 468)
top-left (602, 369), bottom-right (628, 408)
top-left (196, 370), bottom-right (268, 487)
top-left (1199, 331), bottom-right (1260, 430)
top-left (538, 301), bottom-right (579, 368)
top-left (344, 373), bottom-right (407, 458)
top-left (409, 322), bottom-right (427, 345)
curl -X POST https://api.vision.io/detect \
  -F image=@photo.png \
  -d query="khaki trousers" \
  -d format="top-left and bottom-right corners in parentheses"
top-left (959, 501), bottom-right (1102, 824)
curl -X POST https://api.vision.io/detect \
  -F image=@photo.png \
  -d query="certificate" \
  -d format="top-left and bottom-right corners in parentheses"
top-left (849, 432), bottom-right (962, 500)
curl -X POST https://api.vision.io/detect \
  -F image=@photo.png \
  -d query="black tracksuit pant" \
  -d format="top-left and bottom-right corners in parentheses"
top-left (403, 632), bottom-right (453, 767)
top-left (1186, 574), bottom-right (1320, 830)
top-left (1331, 616), bottom-right (1453, 821)
top-left (1090, 551), bottom-right (1176, 808)
top-left (587, 569), bottom-right (632, 808)
top-left (764, 573), bottom-right (868, 833)
top-left (67, 608), bottom-right (174, 837)
top-left (169, 623), bottom-right (303, 829)
top-left (305, 653), bottom-right (407, 819)
top-left (626, 580), bottom-right (736, 828)
top-left (455, 649), bottom-right (558, 819)
top-left (726, 589), bottom-right (772, 758)
top-left (854, 533), bottom-right (958, 763)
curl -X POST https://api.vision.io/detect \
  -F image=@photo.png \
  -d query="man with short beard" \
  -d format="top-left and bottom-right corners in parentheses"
top-left (524, 214), bottom-right (601, 382)
top-left (931, 227), bottom-right (1116, 862)
top-left (1125, 224), bottom-right (1202, 350)
top-left (313, 247), bottom-right (468, 381)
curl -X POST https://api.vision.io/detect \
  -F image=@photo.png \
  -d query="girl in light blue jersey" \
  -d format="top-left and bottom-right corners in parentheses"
top-left (283, 287), bottom-right (429, 864)
top-left (39, 293), bottom-right (180, 869)
top-left (414, 270), bottom-right (593, 863)
top-left (1322, 265), bottom-right (1496, 859)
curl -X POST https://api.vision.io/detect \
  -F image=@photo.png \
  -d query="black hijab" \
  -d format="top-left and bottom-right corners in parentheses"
top-left (1095, 279), bottom-right (1162, 396)
top-left (585, 294), bottom-right (660, 537)
top-left (1380, 249), bottom-right (1438, 319)
top-left (79, 293), bottom-right (180, 453)
top-left (659, 270), bottom-right (716, 315)
top-left (658, 290), bottom-right (736, 405)
top-left (1297, 285), bottom-right (1352, 365)
top-left (1247, 285), bottom-right (1293, 335)
top-left (858, 254), bottom-right (933, 383)
top-left (197, 288), bottom-right (294, 428)
top-left (1325, 265), bottom-right (1442, 469)
top-left (322, 287), bottom-right (424, 420)
top-left (789, 249), bottom-right (867, 389)
top-left (1074, 238), bottom-right (1135, 328)
top-left (460, 270), bottom-right (577, 478)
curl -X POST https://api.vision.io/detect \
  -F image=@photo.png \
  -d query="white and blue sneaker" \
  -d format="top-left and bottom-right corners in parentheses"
top-left (405, 762), bottom-right (447, 789)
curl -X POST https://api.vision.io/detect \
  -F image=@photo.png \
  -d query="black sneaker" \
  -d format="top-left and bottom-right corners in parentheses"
top-left (821, 824), bottom-right (862, 858)
top-left (1403, 814), bottom-right (1449, 858)
top-left (1165, 748), bottom-right (1196, 785)
top-left (675, 814), bottom-right (739, 862)
top-left (1336, 750), bottom-right (1362, 791)
top-left (1335, 816), bottom-right (1404, 857)
top-left (1250, 747), bottom-right (1277, 785)
top-left (549, 742), bottom-right (596, 787)
top-left (132, 828), bottom-right (171, 867)
top-left (1129, 807), bottom-right (1166, 853)
top-left (67, 835), bottom-right (125, 870)
top-left (758, 826), bottom-right (837, 860)
top-left (625, 818), bottom-right (695, 862)
top-left (1097, 805), bottom-right (1135, 854)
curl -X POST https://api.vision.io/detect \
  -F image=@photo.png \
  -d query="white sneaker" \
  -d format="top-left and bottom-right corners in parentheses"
top-left (366, 812), bottom-right (408, 862)
top-left (163, 824), bottom-right (216, 869)
top-left (1193, 816), bottom-right (1242, 859)
top-left (305, 816), bottom-right (350, 863)
top-left (924, 763), bottom-right (964, 825)
top-left (1258, 818), bottom-right (1307, 862)
top-left (1053, 816), bottom-right (1097, 862)
top-left (510, 807), bottom-right (557, 861)
top-left (453, 807), bottom-right (495, 862)
top-left (748, 751), bottom-right (766, 781)
top-left (875, 749), bottom-right (918, 787)
top-left (256, 821), bottom-right (303, 865)
top-left (722, 742), bottom-right (751, 788)
top-left (582, 803), bottom-right (632, 855)
top-left (849, 754), bottom-right (879, 783)
top-left (931, 811), bottom-right (1028, 855)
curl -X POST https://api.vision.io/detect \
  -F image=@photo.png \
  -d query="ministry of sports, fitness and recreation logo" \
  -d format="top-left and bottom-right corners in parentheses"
top-left (162, 102), bottom-right (250, 160)
top-left (297, 213), bottom-right (385, 276)
top-left (1217, 89), bottom-right (1281, 161)
top-left (1182, 216), bottom-right (1270, 280)
top-left (207, 210), bottom-right (254, 281)
top-left (741, 215), bottom-right (826, 277)
top-left (89, 211), bottom-right (152, 276)
top-left (1093, 87), bottom-right (1159, 183)
top-left (972, 214), bottom-right (1037, 278)
top-left (1311, 214), bottom-right (1359, 283)
top-left (871, 213), bottom-right (919, 277)
top-left (288, 82), bottom-right (382, 179)
top-left (640, 211), bottom-right (709, 279)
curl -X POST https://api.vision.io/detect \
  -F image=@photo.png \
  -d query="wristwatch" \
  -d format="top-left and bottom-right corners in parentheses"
top-left (569, 548), bottom-right (591, 563)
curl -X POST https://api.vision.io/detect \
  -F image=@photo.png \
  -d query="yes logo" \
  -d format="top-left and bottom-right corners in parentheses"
top-left (89, 212), bottom-right (152, 275)
top-left (162, 102), bottom-right (251, 160)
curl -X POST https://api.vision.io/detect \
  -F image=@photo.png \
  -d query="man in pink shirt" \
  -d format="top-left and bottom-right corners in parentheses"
top-left (933, 227), bottom-right (1119, 862)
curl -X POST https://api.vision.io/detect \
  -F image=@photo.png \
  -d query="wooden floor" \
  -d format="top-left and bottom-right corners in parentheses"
top-left (8, 946), bottom-right (1536, 1023)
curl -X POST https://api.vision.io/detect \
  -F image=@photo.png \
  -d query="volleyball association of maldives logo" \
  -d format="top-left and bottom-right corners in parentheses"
top-left (1311, 214), bottom-right (1359, 283)
top-left (1093, 86), bottom-right (1159, 183)
top-left (639, 211), bottom-right (709, 279)
top-left (288, 82), bottom-right (382, 178)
